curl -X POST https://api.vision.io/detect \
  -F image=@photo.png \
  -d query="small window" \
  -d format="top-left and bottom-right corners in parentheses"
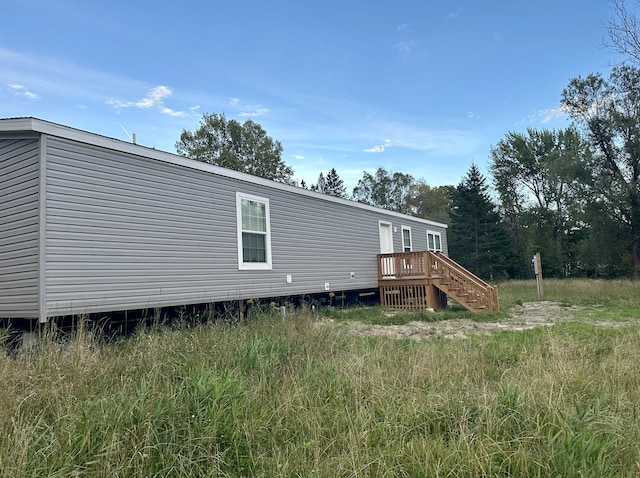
top-left (237, 192), bottom-right (272, 270)
top-left (427, 231), bottom-right (442, 252)
top-left (401, 226), bottom-right (412, 252)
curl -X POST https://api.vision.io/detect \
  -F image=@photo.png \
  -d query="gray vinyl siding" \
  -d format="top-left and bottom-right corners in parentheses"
top-left (0, 138), bottom-right (40, 317)
top-left (43, 136), bottom-right (447, 316)
top-left (45, 137), bottom-right (230, 316)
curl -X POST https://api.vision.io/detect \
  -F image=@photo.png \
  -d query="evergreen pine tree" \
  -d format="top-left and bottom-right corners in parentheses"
top-left (324, 168), bottom-right (347, 198)
top-left (449, 164), bottom-right (516, 280)
top-left (311, 168), bottom-right (347, 197)
top-left (310, 173), bottom-right (326, 193)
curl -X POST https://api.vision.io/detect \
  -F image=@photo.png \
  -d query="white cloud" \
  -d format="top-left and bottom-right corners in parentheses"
top-left (396, 40), bottom-right (417, 56)
top-left (238, 107), bottom-right (269, 117)
top-left (7, 83), bottom-right (40, 100)
top-left (364, 139), bottom-right (392, 153)
top-left (538, 106), bottom-right (567, 123)
top-left (135, 85), bottom-right (171, 108)
top-left (518, 105), bottom-right (568, 125)
top-left (107, 85), bottom-right (189, 117)
top-left (292, 154), bottom-right (305, 159)
top-left (227, 96), bottom-right (269, 118)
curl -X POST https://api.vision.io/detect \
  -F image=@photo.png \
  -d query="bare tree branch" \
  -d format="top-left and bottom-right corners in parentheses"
top-left (606, 0), bottom-right (640, 64)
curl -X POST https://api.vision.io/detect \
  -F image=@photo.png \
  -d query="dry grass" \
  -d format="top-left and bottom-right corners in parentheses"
top-left (1, 280), bottom-right (640, 476)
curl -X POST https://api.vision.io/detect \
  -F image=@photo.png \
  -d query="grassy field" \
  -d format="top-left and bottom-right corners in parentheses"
top-left (1, 280), bottom-right (640, 477)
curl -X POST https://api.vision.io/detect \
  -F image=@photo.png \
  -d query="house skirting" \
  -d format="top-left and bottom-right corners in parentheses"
top-left (379, 279), bottom-right (448, 311)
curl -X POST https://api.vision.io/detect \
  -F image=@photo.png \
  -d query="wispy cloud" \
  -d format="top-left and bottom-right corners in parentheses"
top-left (518, 105), bottom-right (568, 125)
top-left (537, 106), bottom-right (567, 123)
top-left (227, 96), bottom-right (270, 118)
top-left (364, 139), bottom-right (392, 153)
top-left (7, 83), bottom-right (40, 100)
top-left (396, 40), bottom-right (417, 56)
top-left (292, 154), bottom-right (305, 159)
top-left (370, 120), bottom-right (483, 156)
top-left (107, 85), bottom-right (189, 117)
top-left (238, 107), bottom-right (269, 117)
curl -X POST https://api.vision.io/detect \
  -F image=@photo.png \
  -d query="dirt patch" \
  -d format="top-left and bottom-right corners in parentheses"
top-left (328, 301), bottom-right (619, 341)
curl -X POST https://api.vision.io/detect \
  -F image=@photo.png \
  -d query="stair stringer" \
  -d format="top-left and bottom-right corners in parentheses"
top-left (428, 252), bottom-right (499, 312)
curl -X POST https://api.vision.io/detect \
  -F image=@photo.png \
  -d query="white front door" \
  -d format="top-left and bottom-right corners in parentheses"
top-left (379, 222), bottom-right (394, 276)
top-left (379, 222), bottom-right (393, 253)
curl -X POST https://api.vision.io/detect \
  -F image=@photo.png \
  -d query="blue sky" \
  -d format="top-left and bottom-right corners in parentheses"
top-left (0, 0), bottom-right (623, 191)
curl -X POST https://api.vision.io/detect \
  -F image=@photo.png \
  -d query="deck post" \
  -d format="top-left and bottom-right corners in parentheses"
top-left (425, 284), bottom-right (437, 310)
top-left (425, 284), bottom-right (448, 311)
top-left (424, 251), bottom-right (433, 279)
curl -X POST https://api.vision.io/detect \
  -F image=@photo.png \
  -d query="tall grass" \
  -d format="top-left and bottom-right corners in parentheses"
top-left (1, 280), bottom-right (640, 476)
top-left (498, 278), bottom-right (640, 308)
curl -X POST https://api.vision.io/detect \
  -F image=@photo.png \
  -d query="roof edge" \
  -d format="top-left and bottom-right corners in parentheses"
top-left (0, 116), bottom-right (448, 229)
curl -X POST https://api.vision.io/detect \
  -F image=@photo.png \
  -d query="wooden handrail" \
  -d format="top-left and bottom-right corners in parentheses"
top-left (429, 252), bottom-right (492, 290)
top-left (377, 250), bottom-right (499, 312)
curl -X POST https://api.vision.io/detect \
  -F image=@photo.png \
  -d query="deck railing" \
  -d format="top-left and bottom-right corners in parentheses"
top-left (377, 251), bottom-right (499, 312)
top-left (378, 251), bottom-right (430, 280)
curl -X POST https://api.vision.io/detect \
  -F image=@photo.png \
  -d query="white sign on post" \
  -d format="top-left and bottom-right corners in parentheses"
top-left (532, 253), bottom-right (543, 300)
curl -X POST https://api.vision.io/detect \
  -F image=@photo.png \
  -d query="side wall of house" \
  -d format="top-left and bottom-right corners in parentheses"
top-left (44, 137), bottom-right (447, 316)
top-left (0, 138), bottom-right (40, 318)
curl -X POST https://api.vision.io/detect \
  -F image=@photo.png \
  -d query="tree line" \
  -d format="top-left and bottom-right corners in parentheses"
top-left (175, 0), bottom-right (640, 282)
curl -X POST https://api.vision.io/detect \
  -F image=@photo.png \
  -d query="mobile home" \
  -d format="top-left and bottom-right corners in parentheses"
top-left (1, 117), bottom-right (480, 324)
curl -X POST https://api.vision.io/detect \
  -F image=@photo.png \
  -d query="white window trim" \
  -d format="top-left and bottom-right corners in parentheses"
top-left (427, 230), bottom-right (442, 252)
top-left (401, 226), bottom-right (412, 252)
top-left (236, 192), bottom-right (272, 270)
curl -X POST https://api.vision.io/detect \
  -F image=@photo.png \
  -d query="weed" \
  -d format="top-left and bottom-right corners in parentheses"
top-left (2, 279), bottom-right (640, 476)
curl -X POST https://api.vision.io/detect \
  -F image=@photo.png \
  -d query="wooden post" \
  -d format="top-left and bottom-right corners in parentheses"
top-left (533, 252), bottom-right (543, 300)
top-left (425, 251), bottom-right (433, 279)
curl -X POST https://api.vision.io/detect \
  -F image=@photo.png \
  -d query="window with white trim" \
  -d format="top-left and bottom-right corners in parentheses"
top-left (236, 192), bottom-right (272, 269)
top-left (427, 230), bottom-right (442, 252)
top-left (401, 226), bottom-right (412, 252)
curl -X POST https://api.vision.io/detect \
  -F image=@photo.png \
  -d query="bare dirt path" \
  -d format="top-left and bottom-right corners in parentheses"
top-left (334, 301), bottom-right (628, 341)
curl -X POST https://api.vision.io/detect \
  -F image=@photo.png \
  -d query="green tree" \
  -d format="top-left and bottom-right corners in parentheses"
top-left (577, 202), bottom-right (632, 277)
top-left (324, 168), bottom-right (347, 198)
top-left (408, 182), bottom-right (451, 224)
top-left (562, 66), bottom-right (640, 280)
top-left (352, 168), bottom-right (416, 214)
top-left (176, 112), bottom-right (293, 183)
top-left (449, 164), bottom-right (516, 280)
top-left (310, 172), bottom-right (326, 193)
top-left (310, 168), bottom-right (347, 197)
top-left (490, 128), bottom-right (590, 277)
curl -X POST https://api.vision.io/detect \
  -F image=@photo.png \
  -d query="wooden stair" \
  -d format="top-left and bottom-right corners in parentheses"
top-left (429, 252), bottom-right (499, 312)
top-left (377, 251), bottom-right (499, 312)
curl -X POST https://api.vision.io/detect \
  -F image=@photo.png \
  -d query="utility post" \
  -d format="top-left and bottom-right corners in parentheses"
top-left (532, 252), bottom-right (543, 300)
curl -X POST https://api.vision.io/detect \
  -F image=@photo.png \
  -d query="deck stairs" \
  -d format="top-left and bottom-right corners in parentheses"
top-left (378, 251), bottom-right (499, 312)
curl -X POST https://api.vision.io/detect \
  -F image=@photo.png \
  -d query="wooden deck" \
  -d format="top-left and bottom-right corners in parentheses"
top-left (378, 251), bottom-right (499, 312)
